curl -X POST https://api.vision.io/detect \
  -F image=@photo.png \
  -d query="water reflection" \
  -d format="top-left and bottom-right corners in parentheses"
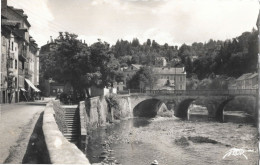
top-left (188, 104), bottom-right (254, 124)
top-left (223, 111), bottom-right (254, 124)
top-left (86, 118), bottom-right (152, 164)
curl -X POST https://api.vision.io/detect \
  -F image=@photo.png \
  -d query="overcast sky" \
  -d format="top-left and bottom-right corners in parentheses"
top-left (8, 0), bottom-right (259, 47)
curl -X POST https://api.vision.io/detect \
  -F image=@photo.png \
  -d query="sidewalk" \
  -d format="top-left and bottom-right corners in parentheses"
top-left (0, 98), bottom-right (52, 163)
top-left (1, 98), bottom-right (54, 107)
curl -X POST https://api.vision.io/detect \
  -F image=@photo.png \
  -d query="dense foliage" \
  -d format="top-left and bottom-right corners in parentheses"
top-left (112, 29), bottom-right (258, 79)
top-left (40, 29), bottom-right (258, 94)
top-left (40, 32), bottom-right (120, 96)
top-left (128, 66), bottom-right (157, 90)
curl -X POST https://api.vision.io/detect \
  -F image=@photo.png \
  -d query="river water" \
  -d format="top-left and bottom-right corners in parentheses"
top-left (86, 109), bottom-right (258, 165)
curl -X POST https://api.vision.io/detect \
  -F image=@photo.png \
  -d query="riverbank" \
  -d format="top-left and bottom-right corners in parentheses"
top-left (91, 116), bottom-right (258, 165)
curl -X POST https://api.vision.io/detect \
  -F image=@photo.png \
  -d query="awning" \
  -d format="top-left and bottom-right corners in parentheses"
top-left (25, 79), bottom-right (41, 92)
top-left (20, 88), bottom-right (26, 92)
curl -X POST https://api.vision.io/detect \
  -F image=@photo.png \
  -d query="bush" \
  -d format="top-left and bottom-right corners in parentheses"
top-left (105, 94), bottom-right (120, 119)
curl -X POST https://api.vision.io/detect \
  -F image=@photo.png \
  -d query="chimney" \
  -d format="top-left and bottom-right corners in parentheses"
top-left (50, 36), bottom-right (53, 43)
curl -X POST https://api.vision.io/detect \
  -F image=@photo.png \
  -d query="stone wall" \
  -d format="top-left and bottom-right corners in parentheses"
top-left (43, 101), bottom-right (90, 164)
top-left (79, 96), bottom-right (132, 149)
top-left (81, 96), bottom-right (132, 130)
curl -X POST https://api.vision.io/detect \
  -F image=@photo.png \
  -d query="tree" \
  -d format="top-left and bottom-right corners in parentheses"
top-left (152, 40), bottom-right (160, 50)
top-left (147, 39), bottom-right (151, 47)
top-left (132, 38), bottom-right (140, 47)
top-left (128, 66), bottom-right (156, 90)
top-left (41, 32), bottom-right (120, 98)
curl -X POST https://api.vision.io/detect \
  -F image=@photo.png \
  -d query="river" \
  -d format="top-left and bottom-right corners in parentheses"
top-left (85, 108), bottom-right (258, 165)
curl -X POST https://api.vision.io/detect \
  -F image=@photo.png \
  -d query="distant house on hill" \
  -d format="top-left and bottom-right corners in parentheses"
top-left (236, 73), bottom-right (252, 89)
top-left (122, 64), bottom-right (143, 78)
top-left (155, 57), bottom-right (167, 67)
top-left (246, 73), bottom-right (258, 89)
top-left (153, 67), bottom-right (186, 90)
top-left (170, 57), bottom-right (181, 66)
top-left (235, 73), bottom-right (258, 89)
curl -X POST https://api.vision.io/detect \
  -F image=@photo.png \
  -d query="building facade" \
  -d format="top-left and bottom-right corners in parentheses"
top-left (1, 0), bottom-right (40, 103)
top-left (229, 73), bottom-right (258, 90)
top-left (153, 67), bottom-right (186, 90)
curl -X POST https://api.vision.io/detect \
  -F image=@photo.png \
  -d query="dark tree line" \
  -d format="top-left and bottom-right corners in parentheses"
top-left (40, 29), bottom-right (258, 95)
top-left (113, 29), bottom-right (257, 80)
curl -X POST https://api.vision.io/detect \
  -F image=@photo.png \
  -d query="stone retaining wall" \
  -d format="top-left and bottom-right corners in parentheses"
top-left (42, 101), bottom-right (90, 164)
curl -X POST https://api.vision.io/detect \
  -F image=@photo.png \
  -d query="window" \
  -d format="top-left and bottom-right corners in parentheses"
top-left (180, 85), bottom-right (182, 89)
top-left (15, 77), bottom-right (17, 88)
top-left (15, 60), bottom-right (17, 69)
top-left (11, 42), bottom-right (13, 51)
top-left (9, 59), bottom-right (13, 68)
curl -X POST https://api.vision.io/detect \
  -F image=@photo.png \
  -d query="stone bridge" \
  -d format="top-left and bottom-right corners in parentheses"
top-left (128, 89), bottom-right (258, 121)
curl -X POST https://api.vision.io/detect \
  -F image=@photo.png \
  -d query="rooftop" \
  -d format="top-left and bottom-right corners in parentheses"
top-left (247, 73), bottom-right (258, 79)
top-left (237, 73), bottom-right (253, 81)
top-left (7, 6), bottom-right (31, 27)
top-left (153, 67), bottom-right (186, 74)
top-left (131, 64), bottom-right (142, 70)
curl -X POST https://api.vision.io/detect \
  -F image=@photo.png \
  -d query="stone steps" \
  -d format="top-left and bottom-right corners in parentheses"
top-left (63, 107), bottom-right (80, 145)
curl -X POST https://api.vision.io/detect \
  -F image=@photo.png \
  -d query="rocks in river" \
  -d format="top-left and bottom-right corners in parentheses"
top-left (174, 136), bottom-right (190, 146)
top-left (188, 136), bottom-right (219, 144)
top-left (99, 141), bottom-right (119, 165)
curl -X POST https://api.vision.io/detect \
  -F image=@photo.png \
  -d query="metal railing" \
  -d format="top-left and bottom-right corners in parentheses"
top-left (117, 90), bottom-right (130, 95)
top-left (141, 89), bottom-right (258, 96)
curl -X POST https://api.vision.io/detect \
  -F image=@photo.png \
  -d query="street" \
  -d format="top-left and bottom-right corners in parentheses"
top-left (0, 102), bottom-right (45, 163)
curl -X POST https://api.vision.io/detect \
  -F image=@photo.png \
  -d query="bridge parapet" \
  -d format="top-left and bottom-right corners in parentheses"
top-left (128, 89), bottom-right (257, 121)
top-left (145, 89), bottom-right (258, 96)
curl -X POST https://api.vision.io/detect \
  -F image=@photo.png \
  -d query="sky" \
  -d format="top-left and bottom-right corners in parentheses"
top-left (8, 0), bottom-right (260, 47)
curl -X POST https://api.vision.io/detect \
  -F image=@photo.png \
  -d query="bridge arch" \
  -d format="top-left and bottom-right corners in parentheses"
top-left (215, 96), bottom-right (256, 122)
top-left (174, 98), bottom-right (196, 118)
top-left (215, 98), bottom-right (234, 122)
top-left (133, 98), bottom-right (167, 117)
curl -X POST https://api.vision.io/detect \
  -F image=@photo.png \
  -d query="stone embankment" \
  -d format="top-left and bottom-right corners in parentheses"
top-left (80, 96), bottom-right (132, 132)
top-left (42, 95), bottom-right (167, 164)
top-left (42, 101), bottom-right (90, 164)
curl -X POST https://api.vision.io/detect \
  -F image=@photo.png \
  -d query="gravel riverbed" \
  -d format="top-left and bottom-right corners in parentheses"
top-left (89, 116), bottom-right (258, 165)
